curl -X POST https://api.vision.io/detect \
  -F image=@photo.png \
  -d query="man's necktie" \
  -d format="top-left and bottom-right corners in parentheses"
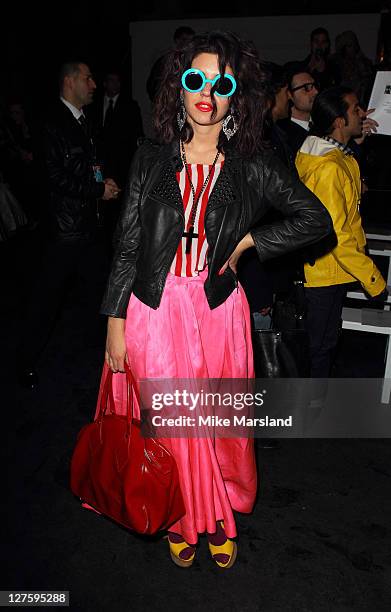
top-left (78, 114), bottom-right (88, 134)
top-left (104, 98), bottom-right (114, 128)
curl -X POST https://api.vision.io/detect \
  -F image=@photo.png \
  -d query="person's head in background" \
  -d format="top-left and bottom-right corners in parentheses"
top-left (7, 100), bottom-right (26, 127)
top-left (335, 30), bottom-right (362, 59)
top-left (285, 62), bottom-right (319, 122)
top-left (173, 26), bottom-right (195, 50)
top-left (59, 62), bottom-right (96, 109)
top-left (263, 63), bottom-right (289, 121)
top-left (310, 27), bottom-right (331, 60)
top-left (310, 86), bottom-right (364, 143)
top-left (103, 71), bottom-right (121, 98)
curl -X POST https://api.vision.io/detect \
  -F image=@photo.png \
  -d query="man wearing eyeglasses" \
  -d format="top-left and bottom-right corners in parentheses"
top-left (289, 73), bottom-right (318, 130)
top-left (278, 64), bottom-right (319, 155)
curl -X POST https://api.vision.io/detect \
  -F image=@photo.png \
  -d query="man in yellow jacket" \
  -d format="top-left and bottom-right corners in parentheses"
top-left (296, 86), bottom-right (387, 377)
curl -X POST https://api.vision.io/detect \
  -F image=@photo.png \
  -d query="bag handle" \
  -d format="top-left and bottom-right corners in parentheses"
top-left (96, 369), bottom-right (114, 422)
top-left (97, 362), bottom-right (140, 441)
top-left (123, 362), bottom-right (140, 440)
top-left (97, 367), bottom-right (116, 420)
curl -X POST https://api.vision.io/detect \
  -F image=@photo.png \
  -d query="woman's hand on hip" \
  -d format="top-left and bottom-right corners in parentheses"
top-left (105, 317), bottom-right (128, 373)
top-left (219, 232), bottom-right (254, 275)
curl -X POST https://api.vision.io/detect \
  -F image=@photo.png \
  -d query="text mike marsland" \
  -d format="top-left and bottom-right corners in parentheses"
top-left (150, 415), bottom-right (293, 427)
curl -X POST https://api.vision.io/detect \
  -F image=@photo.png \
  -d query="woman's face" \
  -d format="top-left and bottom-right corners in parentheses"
top-left (182, 53), bottom-right (233, 128)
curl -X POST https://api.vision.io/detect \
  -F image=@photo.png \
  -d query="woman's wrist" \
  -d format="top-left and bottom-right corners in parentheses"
top-left (108, 316), bottom-right (126, 329)
top-left (240, 233), bottom-right (254, 252)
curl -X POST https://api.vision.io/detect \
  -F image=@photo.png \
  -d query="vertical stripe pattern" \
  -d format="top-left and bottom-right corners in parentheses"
top-left (170, 162), bottom-right (223, 277)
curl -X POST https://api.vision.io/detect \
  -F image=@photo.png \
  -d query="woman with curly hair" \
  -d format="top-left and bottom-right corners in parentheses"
top-left (99, 30), bottom-right (331, 568)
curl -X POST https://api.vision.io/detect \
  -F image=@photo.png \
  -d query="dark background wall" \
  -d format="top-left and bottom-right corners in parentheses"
top-left (130, 12), bottom-right (381, 135)
top-left (4, 1), bottom-right (391, 110)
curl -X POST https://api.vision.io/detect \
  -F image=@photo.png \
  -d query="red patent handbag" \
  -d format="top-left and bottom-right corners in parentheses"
top-left (70, 363), bottom-right (185, 534)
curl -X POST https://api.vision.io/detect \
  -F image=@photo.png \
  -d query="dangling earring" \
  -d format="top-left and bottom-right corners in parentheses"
top-left (177, 92), bottom-right (187, 132)
top-left (222, 112), bottom-right (238, 141)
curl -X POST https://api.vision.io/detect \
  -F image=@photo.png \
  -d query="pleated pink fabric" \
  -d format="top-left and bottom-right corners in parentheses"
top-left (94, 269), bottom-right (257, 544)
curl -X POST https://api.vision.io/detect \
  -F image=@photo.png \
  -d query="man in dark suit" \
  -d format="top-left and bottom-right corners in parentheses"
top-left (278, 63), bottom-right (319, 155)
top-left (18, 61), bottom-right (120, 387)
top-left (89, 69), bottom-right (143, 246)
top-left (91, 70), bottom-right (143, 188)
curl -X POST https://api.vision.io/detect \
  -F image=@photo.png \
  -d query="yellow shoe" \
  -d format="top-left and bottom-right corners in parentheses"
top-left (166, 534), bottom-right (196, 568)
top-left (208, 522), bottom-right (237, 569)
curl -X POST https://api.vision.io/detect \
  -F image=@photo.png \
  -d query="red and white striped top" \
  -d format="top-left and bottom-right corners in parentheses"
top-left (170, 162), bottom-right (224, 277)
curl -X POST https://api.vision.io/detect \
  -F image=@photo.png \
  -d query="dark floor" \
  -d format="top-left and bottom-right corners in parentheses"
top-left (2, 228), bottom-right (391, 612)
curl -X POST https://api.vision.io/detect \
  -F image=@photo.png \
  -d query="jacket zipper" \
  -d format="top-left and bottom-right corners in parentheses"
top-left (204, 212), bottom-right (239, 293)
top-left (157, 223), bottom-right (184, 291)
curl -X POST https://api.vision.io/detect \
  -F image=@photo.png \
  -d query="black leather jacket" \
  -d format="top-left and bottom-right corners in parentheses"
top-left (101, 139), bottom-right (332, 317)
top-left (43, 101), bottom-right (105, 238)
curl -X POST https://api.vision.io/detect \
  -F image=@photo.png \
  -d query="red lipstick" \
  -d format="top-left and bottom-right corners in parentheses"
top-left (195, 102), bottom-right (213, 112)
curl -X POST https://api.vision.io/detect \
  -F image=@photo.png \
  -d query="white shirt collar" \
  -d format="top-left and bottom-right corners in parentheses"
top-left (291, 117), bottom-right (310, 131)
top-left (104, 93), bottom-right (120, 106)
top-left (60, 97), bottom-right (84, 121)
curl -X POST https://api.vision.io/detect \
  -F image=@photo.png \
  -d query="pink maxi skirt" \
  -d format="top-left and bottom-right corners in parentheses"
top-left (94, 269), bottom-right (257, 544)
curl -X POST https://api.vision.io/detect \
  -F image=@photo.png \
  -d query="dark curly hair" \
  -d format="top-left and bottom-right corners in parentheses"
top-left (153, 31), bottom-right (270, 157)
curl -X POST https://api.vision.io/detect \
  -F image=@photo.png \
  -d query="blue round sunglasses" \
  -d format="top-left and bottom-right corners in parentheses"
top-left (181, 68), bottom-right (237, 97)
